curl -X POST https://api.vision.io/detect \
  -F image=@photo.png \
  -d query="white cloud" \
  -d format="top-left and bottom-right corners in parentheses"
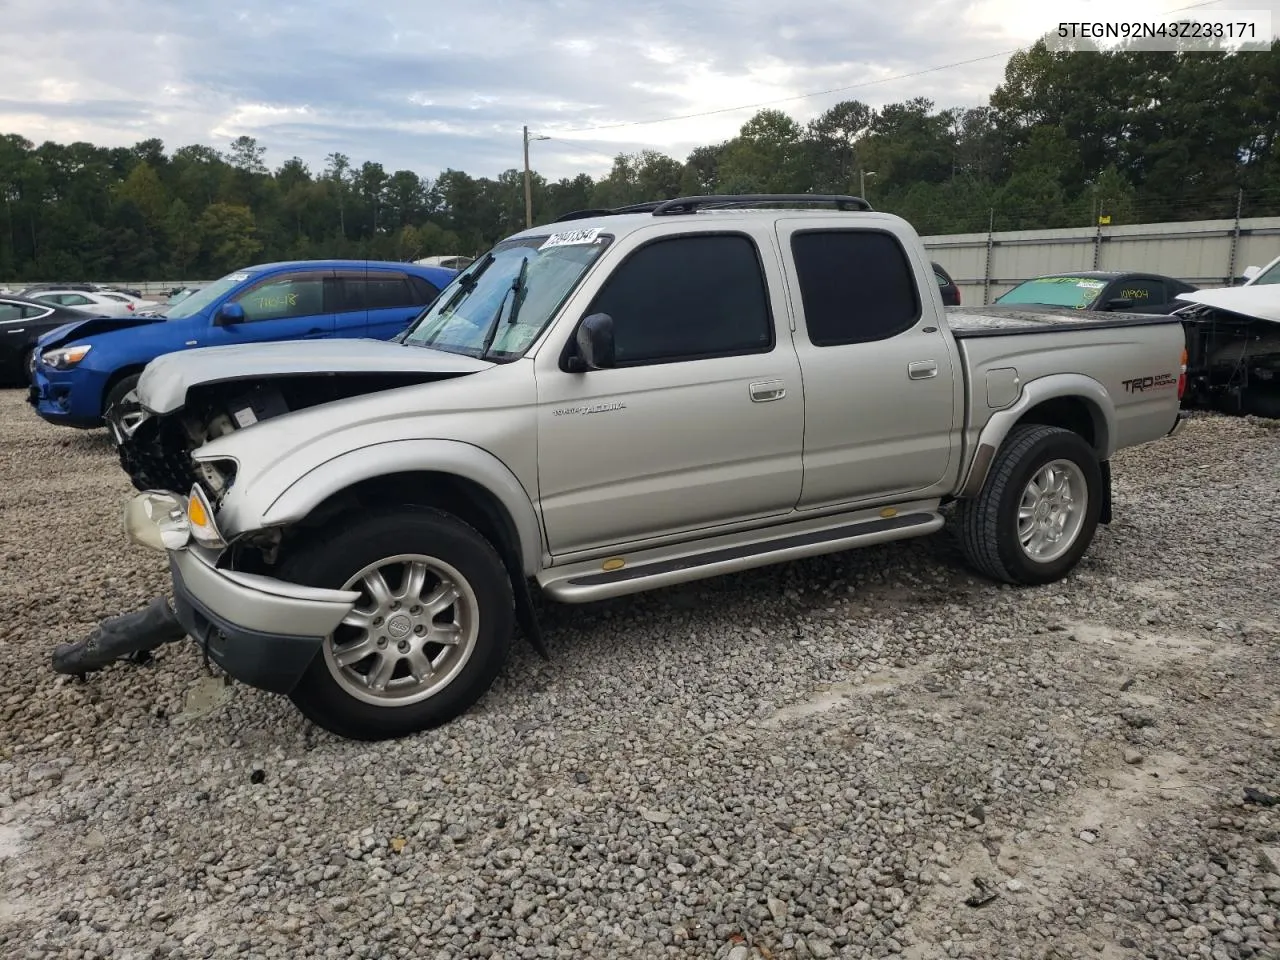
top-left (3, 0), bottom-right (1272, 183)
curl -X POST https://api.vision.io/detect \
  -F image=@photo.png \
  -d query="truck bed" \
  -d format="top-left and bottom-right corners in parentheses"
top-left (947, 306), bottom-right (1183, 338)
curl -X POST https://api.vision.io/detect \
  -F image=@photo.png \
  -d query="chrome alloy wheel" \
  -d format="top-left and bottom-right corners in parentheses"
top-left (1017, 459), bottom-right (1088, 563)
top-left (322, 554), bottom-right (480, 706)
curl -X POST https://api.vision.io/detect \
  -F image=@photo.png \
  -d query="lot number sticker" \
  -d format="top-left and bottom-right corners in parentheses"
top-left (541, 228), bottom-right (601, 249)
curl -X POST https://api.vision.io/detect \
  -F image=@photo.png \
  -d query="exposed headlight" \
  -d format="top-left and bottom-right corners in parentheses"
top-left (122, 491), bottom-right (191, 552)
top-left (41, 344), bottom-right (92, 370)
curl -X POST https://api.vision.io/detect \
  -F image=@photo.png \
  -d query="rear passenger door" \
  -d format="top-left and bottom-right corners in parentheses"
top-left (365, 268), bottom-right (436, 340)
top-left (774, 220), bottom-right (961, 509)
top-left (535, 228), bottom-right (805, 556)
top-left (328, 269), bottom-right (368, 337)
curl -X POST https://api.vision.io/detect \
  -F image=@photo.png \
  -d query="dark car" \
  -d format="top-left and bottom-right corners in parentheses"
top-left (932, 261), bottom-right (961, 306)
top-left (994, 271), bottom-right (1197, 314)
top-left (0, 295), bottom-right (96, 385)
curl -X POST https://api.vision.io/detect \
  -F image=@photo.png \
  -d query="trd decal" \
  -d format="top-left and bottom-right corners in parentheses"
top-left (1121, 373), bottom-right (1176, 393)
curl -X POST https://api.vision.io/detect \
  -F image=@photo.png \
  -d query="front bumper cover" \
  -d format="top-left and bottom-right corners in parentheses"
top-left (125, 491), bottom-right (359, 695)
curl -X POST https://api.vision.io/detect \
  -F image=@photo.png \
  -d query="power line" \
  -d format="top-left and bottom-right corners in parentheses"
top-left (540, 0), bottom-right (1236, 138)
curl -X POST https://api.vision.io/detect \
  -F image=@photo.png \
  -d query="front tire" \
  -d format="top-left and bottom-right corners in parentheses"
top-left (103, 373), bottom-right (141, 438)
top-left (955, 424), bottom-right (1102, 586)
top-left (280, 508), bottom-right (514, 740)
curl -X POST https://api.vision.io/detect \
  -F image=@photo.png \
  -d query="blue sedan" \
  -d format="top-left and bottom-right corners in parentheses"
top-left (28, 259), bottom-right (456, 429)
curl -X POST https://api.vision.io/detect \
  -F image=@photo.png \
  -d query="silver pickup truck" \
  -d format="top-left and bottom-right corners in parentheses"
top-left (110, 194), bottom-right (1188, 740)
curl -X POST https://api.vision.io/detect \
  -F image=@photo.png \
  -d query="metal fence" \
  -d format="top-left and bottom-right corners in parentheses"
top-left (0, 280), bottom-right (207, 298)
top-left (922, 215), bottom-right (1280, 305)
top-left (8, 216), bottom-right (1280, 307)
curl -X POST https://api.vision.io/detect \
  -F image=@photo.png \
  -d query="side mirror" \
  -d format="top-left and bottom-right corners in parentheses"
top-left (1104, 297), bottom-right (1134, 311)
top-left (214, 302), bottom-right (246, 326)
top-left (568, 313), bottom-right (615, 371)
top-left (1242, 265), bottom-right (1261, 281)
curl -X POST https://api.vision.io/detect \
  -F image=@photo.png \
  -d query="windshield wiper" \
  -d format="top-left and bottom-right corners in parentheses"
top-left (460, 251), bottom-right (496, 291)
top-left (401, 252), bottom-right (497, 348)
top-left (479, 256), bottom-right (529, 360)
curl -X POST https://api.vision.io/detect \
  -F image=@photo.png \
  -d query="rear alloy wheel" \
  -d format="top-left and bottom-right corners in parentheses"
top-left (281, 508), bottom-right (514, 740)
top-left (956, 424), bottom-right (1102, 585)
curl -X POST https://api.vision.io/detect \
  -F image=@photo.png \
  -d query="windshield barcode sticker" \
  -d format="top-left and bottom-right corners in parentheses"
top-left (541, 228), bottom-right (601, 249)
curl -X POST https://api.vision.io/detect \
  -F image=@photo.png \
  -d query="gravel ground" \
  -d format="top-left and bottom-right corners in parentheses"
top-left (2, 388), bottom-right (1280, 960)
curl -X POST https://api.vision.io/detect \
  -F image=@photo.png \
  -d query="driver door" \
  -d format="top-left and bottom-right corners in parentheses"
top-left (216, 270), bottom-right (336, 345)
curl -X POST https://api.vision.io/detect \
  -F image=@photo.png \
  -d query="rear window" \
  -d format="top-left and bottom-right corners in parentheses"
top-left (366, 275), bottom-right (418, 310)
top-left (790, 230), bottom-right (921, 346)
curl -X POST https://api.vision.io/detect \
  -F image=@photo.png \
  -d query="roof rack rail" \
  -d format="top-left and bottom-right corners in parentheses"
top-left (550, 200), bottom-right (669, 223)
top-left (551, 208), bottom-right (615, 223)
top-left (651, 194), bottom-right (873, 216)
top-left (548, 194), bottom-right (872, 226)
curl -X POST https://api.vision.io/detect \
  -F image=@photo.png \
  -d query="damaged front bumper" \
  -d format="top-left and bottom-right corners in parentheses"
top-left (123, 490), bottom-right (359, 694)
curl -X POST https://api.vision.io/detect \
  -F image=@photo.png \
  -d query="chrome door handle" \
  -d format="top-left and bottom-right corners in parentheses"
top-left (908, 361), bottom-right (938, 380)
top-left (750, 379), bottom-right (786, 402)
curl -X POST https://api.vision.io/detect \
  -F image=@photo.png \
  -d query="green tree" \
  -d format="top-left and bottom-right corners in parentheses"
top-left (198, 203), bottom-right (262, 273)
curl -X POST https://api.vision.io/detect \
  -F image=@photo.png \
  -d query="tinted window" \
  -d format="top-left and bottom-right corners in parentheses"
top-left (331, 275), bottom-right (365, 314)
top-left (1113, 278), bottom-right (1165, 305)
top-left (588, 234), bottom-right (773, 365)
top-left (233, 274), bottom-right (325, 322)
top-left (366, 274), bottom-right (417, 310)
top-left (0, 302), bottom-right (22, 323)
top-left (791, 231), bottom-right (921, 346)
top-left (408, 275), bottom-right (441, 306)
top-left (56, 293), bottom-right (93, 306)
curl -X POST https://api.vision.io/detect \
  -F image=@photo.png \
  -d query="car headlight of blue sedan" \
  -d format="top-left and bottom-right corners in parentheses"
top-left (40, 344), bottom-right (92, 370)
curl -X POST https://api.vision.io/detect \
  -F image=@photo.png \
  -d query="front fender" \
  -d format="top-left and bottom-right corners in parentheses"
top-left (958, 373), bottom-right (1116, 498)
top-left (259, 439), bottom-right (545, 576)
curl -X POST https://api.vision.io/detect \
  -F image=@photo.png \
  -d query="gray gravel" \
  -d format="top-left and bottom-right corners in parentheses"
top-left (2, 389), bottom-right (1280, 960)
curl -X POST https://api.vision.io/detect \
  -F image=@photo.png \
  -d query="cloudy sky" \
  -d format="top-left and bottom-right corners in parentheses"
top-left (1, 0), bottom-right (1275, 182)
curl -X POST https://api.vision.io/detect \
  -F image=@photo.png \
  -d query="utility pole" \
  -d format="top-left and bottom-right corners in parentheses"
top-left (522, 126), bottom-right (550, 229)
top-left (523, 126), bottom-right (532, 229)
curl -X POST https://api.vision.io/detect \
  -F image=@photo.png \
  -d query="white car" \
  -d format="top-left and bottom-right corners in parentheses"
top-left (1241, 254), bottom-right (1280, 286)
top-left (31, 289), bottom-right (162, 317)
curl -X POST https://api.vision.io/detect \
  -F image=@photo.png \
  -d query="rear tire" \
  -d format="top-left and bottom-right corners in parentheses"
top-left (955, 424), bottom-right (1102, 586)
top-left (280, 507), bottom-right (514, 741)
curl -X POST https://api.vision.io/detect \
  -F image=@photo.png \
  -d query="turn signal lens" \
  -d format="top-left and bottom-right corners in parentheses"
top-left (186, 484), bottom-right (226, 549)
top-left (187, 494), bottom-right (208, 528)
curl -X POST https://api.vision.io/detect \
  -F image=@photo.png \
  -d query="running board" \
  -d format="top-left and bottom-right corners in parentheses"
top-left (537, 508), bottom-right (944, 603)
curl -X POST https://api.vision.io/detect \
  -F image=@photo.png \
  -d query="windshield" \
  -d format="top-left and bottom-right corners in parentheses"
top-left (160, 271), bottom-right (254, 319)
top-left (401, 230), bottom-right (611, 360)
top-left (1252, 259), bottom-right (1280, 286)
top-left (995, 276), bottom-right (1107, 309)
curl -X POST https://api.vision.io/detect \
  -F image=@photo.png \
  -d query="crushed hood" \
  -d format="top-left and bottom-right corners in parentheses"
top-left (137, 338), bottom-right (494, 415)
top-left (1175, 287), bottom-right (1280, 324)
top-left (36, 313), bottom-right (161, 350)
